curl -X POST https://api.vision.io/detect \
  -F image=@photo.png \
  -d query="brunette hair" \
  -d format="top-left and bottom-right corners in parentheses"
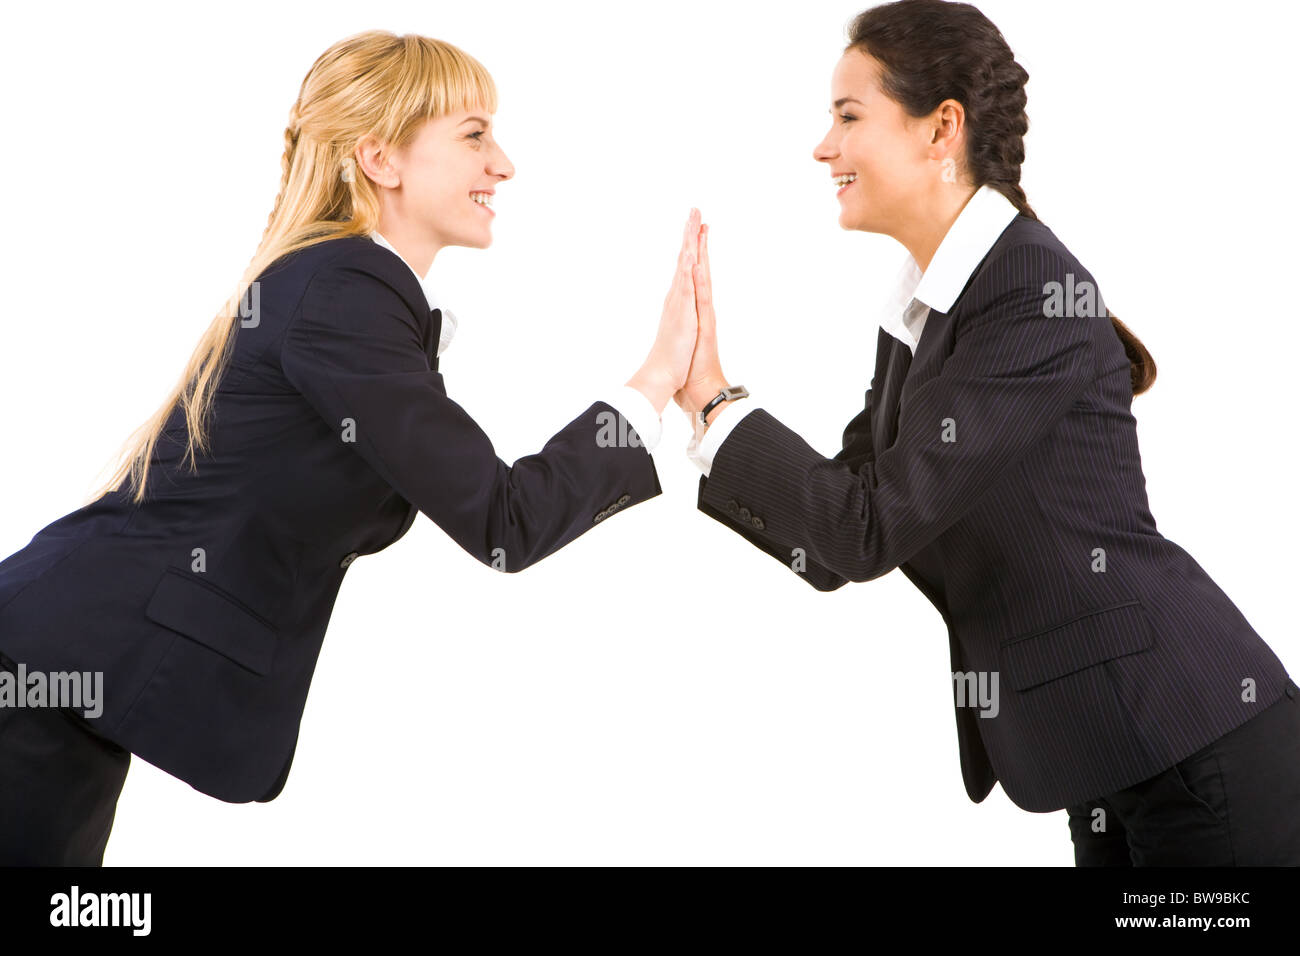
top-left (847, 0), bottom-right (1155, 394)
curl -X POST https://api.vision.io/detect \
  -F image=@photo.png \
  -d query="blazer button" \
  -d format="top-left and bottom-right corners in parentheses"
top-left (751, 516), bottom-right (765, 530)
top-left (726, 499), bottom-right (740, 515)
top-left (340, 552), bottom-right (359, 568)
top-left (738, 507), bottom-right (751, 521)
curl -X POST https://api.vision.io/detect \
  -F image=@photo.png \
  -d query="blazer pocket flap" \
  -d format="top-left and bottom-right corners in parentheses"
top-left (999, 601), bottom-right (1153, 692)
top-left (144, 567), bottom-right (276, 676)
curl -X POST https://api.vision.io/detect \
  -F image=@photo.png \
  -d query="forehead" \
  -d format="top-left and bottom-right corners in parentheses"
top-left (445, 107), bottom-right (492, 125)
top-left (831, 49), bottom-right (880, 101)
top-left (415, 107), bottom-right (492, 134)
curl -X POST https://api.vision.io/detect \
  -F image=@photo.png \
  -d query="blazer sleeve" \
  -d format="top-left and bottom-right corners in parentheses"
top-left (696, 386), bottom-right (874, 592)
top-left (280, 252), bottom-right (663, 573)
top-left (697, 241), bottom-right (1095, 589)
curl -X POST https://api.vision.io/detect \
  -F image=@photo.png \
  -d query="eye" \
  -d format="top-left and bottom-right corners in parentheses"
top-left (468, 130), bottom-right (486, 144)
top-left (839, 114), bottom-right (856, 124)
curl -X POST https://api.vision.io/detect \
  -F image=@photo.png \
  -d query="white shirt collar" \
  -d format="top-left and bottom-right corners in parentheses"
top-left (877, 184), bottom-right (1020, 354)
top-left (368, 229), bottom-right (458, 357)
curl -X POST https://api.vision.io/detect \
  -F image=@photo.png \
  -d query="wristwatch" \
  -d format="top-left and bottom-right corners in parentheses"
top-left (698, 384), bottom-right (749, 428)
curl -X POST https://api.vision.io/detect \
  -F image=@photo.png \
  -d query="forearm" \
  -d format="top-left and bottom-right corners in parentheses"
top-left (467, 400), bottom-right (663, 572)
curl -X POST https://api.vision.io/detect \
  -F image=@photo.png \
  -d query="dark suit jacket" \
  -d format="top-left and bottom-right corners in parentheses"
top-left (0, 234), bottom-right (661, 803)
top-left (697, 214), bottom-right (1292, 812)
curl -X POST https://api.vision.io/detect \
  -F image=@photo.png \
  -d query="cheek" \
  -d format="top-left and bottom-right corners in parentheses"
top-left (428, 178), bottom-right (468, 216)
top-left (853, 134), bottom-right (911, 184)
top-left (842, 130), bottom-right (876, 176)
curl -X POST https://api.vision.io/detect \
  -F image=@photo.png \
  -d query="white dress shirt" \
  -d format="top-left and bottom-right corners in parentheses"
top-left (369, 230), bottom-right (663, 453)
top-left (684, 184), bottom-right (1021, 476)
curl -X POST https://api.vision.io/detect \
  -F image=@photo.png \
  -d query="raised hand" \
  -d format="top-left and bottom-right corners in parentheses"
top-left (675, 220), bottom-right (730, 420)
top-left (626, 209), bottom-right (701, 414)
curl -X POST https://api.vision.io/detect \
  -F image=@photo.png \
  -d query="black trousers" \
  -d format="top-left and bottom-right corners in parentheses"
top-left (0, 657), bottom-right (131, 866)
top-left (1067, 678), bottom-right (1300, 865)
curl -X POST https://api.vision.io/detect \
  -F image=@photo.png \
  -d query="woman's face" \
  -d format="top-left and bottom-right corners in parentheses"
top-left (371, 106), bottom-right (514, 254)
top-left (813, 49), bottom-right (940, 237)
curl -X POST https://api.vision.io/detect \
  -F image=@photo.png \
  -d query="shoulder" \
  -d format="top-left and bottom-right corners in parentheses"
top-left (266, 234), bottom-right (427, 319)
top-left (278, 234), bottom-right (433, 355)
top-left (969, 215), bottom-right (1103, 306)
top-left (307, 234), bottom-right (419, 297)
top-left (952, 215), bottom-right (1111, 379)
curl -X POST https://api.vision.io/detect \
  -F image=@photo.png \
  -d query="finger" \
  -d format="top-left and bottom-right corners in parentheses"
top-left (669, 215), bottom-right (695, 284)
top-left (695, 224), bottom-right (715, 334)
top-left (680, 244), bottom-right (698, 311)
top-left (677, 244), bottom-right (695, 297)
top-left (677, 208), bottom-right (699, 271)
top-left (666, 247), bottom-right (695, 325)
top-left (663, 210), bottom-right (699, 324)
top-left (681, 247), bottom-right (697, 307)
top-left (666, 219), bottom-right (695, 317)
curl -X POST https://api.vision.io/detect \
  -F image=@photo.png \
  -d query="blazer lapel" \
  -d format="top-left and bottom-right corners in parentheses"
top-left (388, 306), bottom-right (441, 542)
top-left (872, 305), bottom-right (960, 453)
top-left (430, 308), bottom-right (443, 372)
top-left (873, 332), bottom-right (912, 453)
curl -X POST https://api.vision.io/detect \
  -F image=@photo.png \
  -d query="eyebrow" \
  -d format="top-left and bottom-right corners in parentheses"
top-left (831, 97), bottom-right (865, 112)
top-left (458, 115), bottom-right (491, 127)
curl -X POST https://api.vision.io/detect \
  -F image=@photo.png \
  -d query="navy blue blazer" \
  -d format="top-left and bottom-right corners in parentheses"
top-left (697, 214), bottom-right (1293, 812)
top-left (0, 234), bottom-right (662, 803)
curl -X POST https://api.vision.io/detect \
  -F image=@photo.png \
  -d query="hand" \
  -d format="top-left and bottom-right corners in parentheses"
top-left (674, 220), bottom-right (730, 420)
top-left (626, 209), bottom-right (701, 414)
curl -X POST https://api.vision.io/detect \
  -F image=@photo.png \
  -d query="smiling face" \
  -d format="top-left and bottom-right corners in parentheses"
top-left (360, 106), bottom-right (514, 262)
top-left (813, 49), bottom-right (954, 238)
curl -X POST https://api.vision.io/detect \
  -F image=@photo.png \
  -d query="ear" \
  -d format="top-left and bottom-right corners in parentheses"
top-left (354, 133), bottom-right (400, 189)
top-left (928, 99), bottom-right (966, 159)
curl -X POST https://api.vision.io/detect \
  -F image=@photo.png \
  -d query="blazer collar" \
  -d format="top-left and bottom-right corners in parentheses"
top-left (368, 230), bottom-right (458, 357)
top-left (876, 184), bottom-right (1020, 352)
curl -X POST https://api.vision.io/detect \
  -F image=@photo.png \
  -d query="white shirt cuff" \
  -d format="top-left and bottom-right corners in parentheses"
top-left (685, 400), bottom-right (755, 477)
top-left (602, 385), bottom-right (662, 452)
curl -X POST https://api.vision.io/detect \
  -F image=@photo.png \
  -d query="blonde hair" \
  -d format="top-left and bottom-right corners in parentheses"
top-left (87, 30), bottom-right (498, 505)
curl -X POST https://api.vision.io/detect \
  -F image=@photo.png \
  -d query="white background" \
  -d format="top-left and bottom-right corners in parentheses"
top-left (0, 0), bottom-right (1296, 865)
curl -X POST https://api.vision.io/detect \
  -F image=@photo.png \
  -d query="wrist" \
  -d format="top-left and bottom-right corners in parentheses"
top-left (702, 398), bottom-right (731, 427)
top-left (686, 377), bottom-right (730, 416)
top-left (626, 367), bottom-right (674, 415)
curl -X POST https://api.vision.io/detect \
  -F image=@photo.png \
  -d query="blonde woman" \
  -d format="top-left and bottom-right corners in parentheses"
top-left (0, 31), bottom-right (701, 864)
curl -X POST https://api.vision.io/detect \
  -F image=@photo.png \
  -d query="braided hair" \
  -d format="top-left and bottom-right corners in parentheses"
top-left (847, 0), bottom-right (1155, 394)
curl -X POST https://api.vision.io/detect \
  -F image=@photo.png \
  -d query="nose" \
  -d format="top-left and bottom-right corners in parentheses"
top-left (812, 130), bottom-right (836, 164)
top-left (491, 143), bottom-right (514, 181)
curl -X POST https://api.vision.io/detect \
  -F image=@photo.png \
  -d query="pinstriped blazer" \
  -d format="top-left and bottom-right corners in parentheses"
top-left (696, 213), bottom-right (1292, 812)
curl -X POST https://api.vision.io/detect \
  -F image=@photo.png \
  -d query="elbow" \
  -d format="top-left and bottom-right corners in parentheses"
top-left (481, 536), bottom-right (551, 574)
top-left (481, 543), bottom-right (529, 574)
top-left (808, 573), bottom-right (849, 593)
top-left (844, 563), bottom-right (893, 585)
top-left (834, 551), bottom-right (897, 585)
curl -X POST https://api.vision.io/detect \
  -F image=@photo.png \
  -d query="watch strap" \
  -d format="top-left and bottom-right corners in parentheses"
top-left (699, 385), bottom-right (749, 427)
